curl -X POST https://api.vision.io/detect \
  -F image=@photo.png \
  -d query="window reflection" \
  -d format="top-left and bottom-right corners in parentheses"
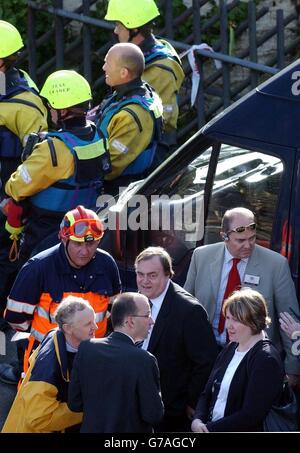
top-left (204, 145), bottom-right (283, 247)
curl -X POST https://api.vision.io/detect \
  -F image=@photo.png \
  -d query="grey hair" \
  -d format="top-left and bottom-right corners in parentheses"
top-left (54, 296), bottom-right (92, 330)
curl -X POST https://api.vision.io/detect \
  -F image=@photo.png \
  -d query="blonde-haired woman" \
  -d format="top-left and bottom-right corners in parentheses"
top-left (192, 288), bottom-right (284, 432)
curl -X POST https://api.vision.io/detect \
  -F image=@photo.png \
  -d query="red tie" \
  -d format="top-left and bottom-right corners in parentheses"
top-left (218, 258), bottom-right (241, 334)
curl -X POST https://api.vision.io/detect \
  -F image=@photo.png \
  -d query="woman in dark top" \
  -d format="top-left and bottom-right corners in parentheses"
top-left (191, 288), bottom-right (284, 432)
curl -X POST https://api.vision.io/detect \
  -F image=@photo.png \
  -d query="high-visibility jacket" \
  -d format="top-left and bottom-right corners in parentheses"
top-left (0, 68), bottom-right (47, 195)
top-left (29, 126), bottom-right (110, 212)
top-left (5, 122), bottom-right (110, 212)
top-left (141, 35), bottom-right (185, 135)
top-left (95, 79), bottom-right (163, 180)
top-left (4, 243), bottom-right (121, 370)
top-left (2, 329), bottom-right (82, 433)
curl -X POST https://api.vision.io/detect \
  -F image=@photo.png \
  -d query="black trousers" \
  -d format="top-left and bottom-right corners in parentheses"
top-left (155, 414), bottom-right (191, 433)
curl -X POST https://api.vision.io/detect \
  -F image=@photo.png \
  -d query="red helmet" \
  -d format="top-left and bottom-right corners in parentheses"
top-left (59, 205), bottom-right (104, 242)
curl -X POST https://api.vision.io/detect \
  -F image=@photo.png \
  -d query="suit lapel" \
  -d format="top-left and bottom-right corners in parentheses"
top-left (209, 244), bottom-right (225, 304)
top-left (243, 245), bottom-right (261, 285)
top-left (148, 282), bottom-right (172, 352)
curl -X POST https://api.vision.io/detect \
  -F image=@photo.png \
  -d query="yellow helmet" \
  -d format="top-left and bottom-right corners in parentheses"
top-left (0, 20), bottom-right (23, 58)
top-left (105, 0), bottom-right (159, 29)
top-left (40, 70), bottom-right (92, 109)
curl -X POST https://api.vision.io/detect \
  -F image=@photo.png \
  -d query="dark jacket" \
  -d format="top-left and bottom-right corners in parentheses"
top-left (194, 339), bottom-right (284, 432)
top-left (68, 331), bottom-right (164, 433)
top-left (148, 281), bottom-right (218, 417)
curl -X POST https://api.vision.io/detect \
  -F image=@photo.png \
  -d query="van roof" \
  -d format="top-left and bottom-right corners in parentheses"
top-left (201, 58), bottom-right (300, 153)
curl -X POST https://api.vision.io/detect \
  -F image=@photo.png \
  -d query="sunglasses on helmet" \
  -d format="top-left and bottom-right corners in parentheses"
top-left (228, 222), bottom-right (256, 234)
top-left (69, 219), bottom-right (103, 239)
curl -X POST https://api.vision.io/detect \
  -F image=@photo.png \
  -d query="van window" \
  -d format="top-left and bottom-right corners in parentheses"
top-left (204, 144), bottom-right (283, 248)
top-left (146, 146), bottom-right (213, 249)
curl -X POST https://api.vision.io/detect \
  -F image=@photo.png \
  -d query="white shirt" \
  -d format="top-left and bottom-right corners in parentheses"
top-left (212, 247), bottom-right (248, 346)
top-left (142, 279), bottom-right (171, 350)
top-left (211, 347), bottom-right (250, 421)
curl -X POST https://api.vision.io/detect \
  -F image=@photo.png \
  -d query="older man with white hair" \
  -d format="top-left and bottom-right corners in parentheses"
top-left (2, 296), bottom-right (97, 432)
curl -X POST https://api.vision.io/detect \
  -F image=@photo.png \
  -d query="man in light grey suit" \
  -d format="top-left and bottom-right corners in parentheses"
top-left (184, 207), bottom-right (300, 386)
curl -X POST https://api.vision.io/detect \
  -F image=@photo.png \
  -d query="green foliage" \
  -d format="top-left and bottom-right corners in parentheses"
top-left (0, 0), bottom-right (55, 76)
top-left (0, 0), bottom-right (27, 34)
top-left (0, 0), bottom-right (53, 40)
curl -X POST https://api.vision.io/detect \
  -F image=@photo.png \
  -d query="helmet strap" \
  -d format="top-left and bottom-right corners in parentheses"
top-left (65, 240), bottom-right (81, 269)
top-left (128, 28), bottom-right (140, 42)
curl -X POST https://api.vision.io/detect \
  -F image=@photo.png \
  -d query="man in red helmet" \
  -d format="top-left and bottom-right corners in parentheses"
top-left (0, 205), bottom-right (121, 384)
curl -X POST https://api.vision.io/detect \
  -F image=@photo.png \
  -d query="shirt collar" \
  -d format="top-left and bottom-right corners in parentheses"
top-left (58, 242), bottom-right (100, 275)
top-left (150, 279), bottom-right (171, 309)
top-left (224, 245), bottom-right (248, 264)
top-left (117, 331), bottom-right (135, 344)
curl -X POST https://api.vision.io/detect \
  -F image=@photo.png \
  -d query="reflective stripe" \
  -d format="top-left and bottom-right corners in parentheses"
top-left (6, 298), bottom-right (36, 314)
top-left (36, 305), bottom-right (54, 322)
top-left (9, 320), bottom-right (31, 331)
top-left (74, 140), bottom-right (106, 160)
top-left (30, 328), bottom-right (45, 343)
top-left (95, 310), bottom-right (107, 323)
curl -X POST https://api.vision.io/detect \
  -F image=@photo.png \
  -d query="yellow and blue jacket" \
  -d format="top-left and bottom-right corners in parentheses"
top-left (1, 329), bottom-right (82, 433)
top-left (141, 36), bottom-right (185, 135)
top-left (0, 67), bottom-right (48, 195)
top-left (95, 78), bottom-right (163, 180)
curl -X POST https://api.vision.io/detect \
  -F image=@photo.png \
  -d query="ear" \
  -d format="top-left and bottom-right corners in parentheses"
top-left (120, 66), bottom-right (129, 80)
top-left (220, 231), bottom-right (229, 241)
top-left (59, 108), bottom-right (69, 119)
top-left (62, 323), bottom-right (72, 336)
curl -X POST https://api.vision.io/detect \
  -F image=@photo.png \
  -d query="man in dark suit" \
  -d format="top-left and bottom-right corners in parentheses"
top-left (68, 292), bottom-right (164, 433)
top-left (135, 247), bottom-right (218, 432)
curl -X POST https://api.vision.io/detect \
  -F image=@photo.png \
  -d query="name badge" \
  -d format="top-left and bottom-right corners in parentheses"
top-left (244, 274), bottom-right (260, 285)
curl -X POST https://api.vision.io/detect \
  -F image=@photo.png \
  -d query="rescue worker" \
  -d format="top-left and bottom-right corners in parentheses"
top-left (92, 42), bottom-right (163, 195)
top-left (2, 296), bottom-right (97, 433)
top-left (0, 205), bottom-right (121, 384)
top-left (5, 69), bottom-right (111, 268)
top-left (0, 20), bottom-right (48, 328)
top-left (105, 0), bottom-right (185, 151)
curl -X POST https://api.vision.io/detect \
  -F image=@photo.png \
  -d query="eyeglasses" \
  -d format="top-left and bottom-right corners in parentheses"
top-left (227, 222), bottom-right (256, 234)
top-left (130, 313), bottom-right (152, 318)
top-left (69, 219), bottom-right (103, 239)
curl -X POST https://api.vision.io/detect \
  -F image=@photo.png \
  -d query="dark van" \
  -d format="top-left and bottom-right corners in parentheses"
top-left (99, 58), bottom-right (300, 298)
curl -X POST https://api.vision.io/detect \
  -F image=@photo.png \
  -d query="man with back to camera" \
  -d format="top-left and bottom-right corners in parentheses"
top-left (135, 246), bottom-right (218, 432)
top-left (68, 292), bottom-right (164, 433)
top-left (184, 207), bottom-right (300, 387)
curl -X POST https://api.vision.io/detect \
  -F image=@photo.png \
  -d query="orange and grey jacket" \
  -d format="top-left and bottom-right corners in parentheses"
top-left (4, 243), bottom-right (121, 369)
top-left (2, 329), bottom-right (82, 433)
